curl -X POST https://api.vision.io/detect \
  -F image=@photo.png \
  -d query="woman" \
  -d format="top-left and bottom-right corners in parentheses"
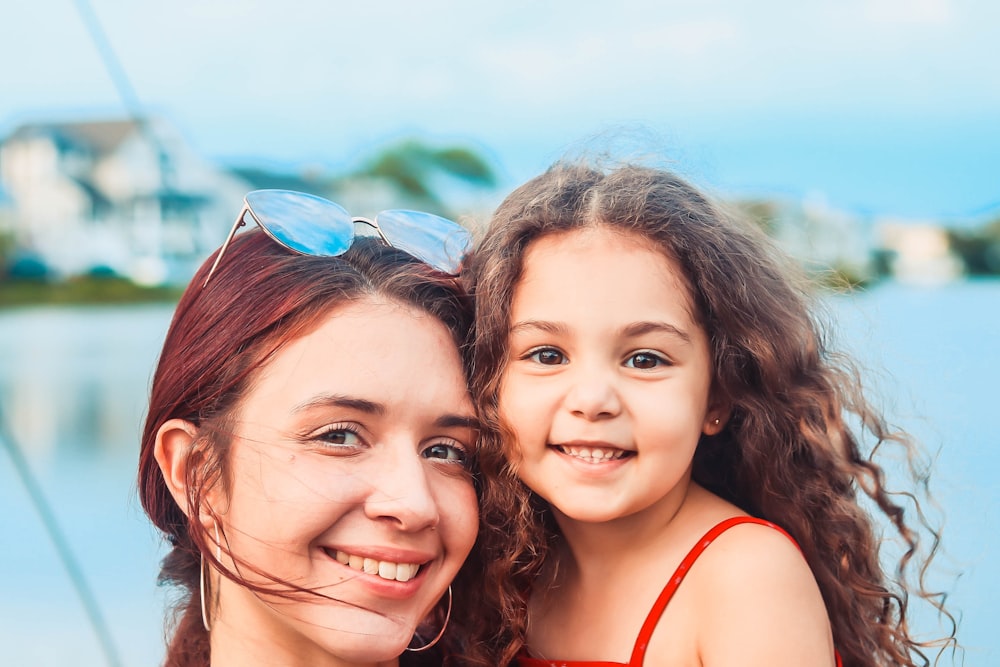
top-left (137, 190), bottom-right (488, 666)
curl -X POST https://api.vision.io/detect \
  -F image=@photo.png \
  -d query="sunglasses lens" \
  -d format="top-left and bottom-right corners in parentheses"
top-left (376, 210), bottom-right (472, 274)
top-left (245, 190), bottom-right (354, 256)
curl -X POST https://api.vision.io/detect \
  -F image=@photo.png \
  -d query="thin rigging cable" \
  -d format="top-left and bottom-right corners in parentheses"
top-left (71, 0), bottom-right (173, 190)
top-left (0, 407), bottom-right (124, 667)
top-left (0, 3), bottom-right (176, 666)
top-left (71, 0), bottom-right (144, 118)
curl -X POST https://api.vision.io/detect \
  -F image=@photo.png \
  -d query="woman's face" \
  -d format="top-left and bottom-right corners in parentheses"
top-left (210, 297), bottom-right (478, 663)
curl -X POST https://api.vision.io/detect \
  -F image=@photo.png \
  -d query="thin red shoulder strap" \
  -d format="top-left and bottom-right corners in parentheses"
top-left (628, 516), bottom-right (794, 664)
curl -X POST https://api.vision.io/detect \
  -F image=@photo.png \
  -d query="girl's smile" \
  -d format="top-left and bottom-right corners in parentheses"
top-left (552, 441), bottom-right (635, 464)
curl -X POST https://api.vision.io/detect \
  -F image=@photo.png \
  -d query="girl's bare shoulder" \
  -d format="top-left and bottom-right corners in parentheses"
top-left (690, 521), bottom-right (836, 666)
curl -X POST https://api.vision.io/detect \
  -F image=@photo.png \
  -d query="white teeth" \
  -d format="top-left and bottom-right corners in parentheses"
top-left (560, 445), bottom-right (628, 462)
top-left (333, 551), bottom-right (420, 582)
top-left (378, 561), bottom-right (397, 580)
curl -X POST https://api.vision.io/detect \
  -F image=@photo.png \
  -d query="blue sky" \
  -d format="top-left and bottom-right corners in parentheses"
top-left (1, 0), bottom-right (998, 219)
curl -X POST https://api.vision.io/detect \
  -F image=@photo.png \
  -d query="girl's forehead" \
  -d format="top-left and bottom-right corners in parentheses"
top-left (523, 225), bottom-right (669, 261)
top-left (515, 227), bottom-right (700, 319)
top-left (521, 226), bottom-right (686, 283)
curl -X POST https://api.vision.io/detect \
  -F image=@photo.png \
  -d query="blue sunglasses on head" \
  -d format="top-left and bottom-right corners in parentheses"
top-left (203, 189), bottom-right (472, 287)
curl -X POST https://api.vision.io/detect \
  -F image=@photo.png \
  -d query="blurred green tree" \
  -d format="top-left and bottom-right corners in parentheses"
top-left (350, 139), bottom-right (496, 216)
top-left (947, 217), bottom-right (1000, 276)
top-left (231, 138), bottom-right (497, 220)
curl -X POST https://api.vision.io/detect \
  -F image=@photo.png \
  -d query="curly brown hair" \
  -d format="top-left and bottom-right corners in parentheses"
top-left (463, 161), bottom-right (957, 666)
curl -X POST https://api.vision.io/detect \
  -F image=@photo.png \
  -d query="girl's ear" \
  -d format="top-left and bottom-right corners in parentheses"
top-left (153, 418), bottom-right (200, 518)
top-left (702, 403), bottom-right (731, 436)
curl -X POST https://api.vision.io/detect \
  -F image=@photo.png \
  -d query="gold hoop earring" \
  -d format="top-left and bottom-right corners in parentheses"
top-left (200, 552), bottom-right (211, 632)
top-left (200, 523), bottom-right (222, 633)
top-left (405, 585), bottom-right (452, 653)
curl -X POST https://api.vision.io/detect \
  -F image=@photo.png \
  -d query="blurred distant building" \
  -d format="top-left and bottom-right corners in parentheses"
top-left (875, 219), bottom-right (964, 285)
top-left (735, 193), bottom-right (876, 285)
top-left (0, 182), bottom-right (13, 227)
top-left (0, 116), bottom-right (250, 284)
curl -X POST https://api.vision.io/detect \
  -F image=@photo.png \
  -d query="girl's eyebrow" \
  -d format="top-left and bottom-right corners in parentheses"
top-left (509, 319), bottom-right (691, 344)
top-left (621, 321), bottom-right (692, 344)
top-left (508, 319), bottom-right (567, 336)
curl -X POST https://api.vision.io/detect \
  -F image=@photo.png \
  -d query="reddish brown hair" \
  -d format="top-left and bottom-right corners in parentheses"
top-left (138, 229), bottom-right (486, 666)
top-left (465, 161), bottom-right (956, 666)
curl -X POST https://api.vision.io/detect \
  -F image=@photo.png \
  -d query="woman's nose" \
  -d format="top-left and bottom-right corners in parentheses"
top-left (363, 446), bottom-right (440, 532)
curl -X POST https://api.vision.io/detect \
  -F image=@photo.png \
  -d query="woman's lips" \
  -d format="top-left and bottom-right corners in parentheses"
top-left (323, 548), bottom-right (422, 582)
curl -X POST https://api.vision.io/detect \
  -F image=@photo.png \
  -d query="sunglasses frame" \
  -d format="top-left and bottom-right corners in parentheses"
top-left (203, 190), bottom-right (469, 288)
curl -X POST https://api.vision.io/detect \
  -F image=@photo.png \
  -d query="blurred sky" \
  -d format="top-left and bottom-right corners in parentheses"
top-left (1, 0), bottom-right (998, 220)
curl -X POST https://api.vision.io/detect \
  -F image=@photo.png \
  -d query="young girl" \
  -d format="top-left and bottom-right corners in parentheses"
top-left (465, 162), bottom-right (954, 666)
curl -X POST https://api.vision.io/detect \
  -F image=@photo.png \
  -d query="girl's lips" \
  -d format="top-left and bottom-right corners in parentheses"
top-left (552, 442), bottom-right (635, 464)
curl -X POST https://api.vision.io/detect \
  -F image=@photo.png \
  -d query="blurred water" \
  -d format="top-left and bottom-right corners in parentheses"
top-left (828, 281), bottom-right (999, 666)
top-left (0, 282), bottom-right (997, 666)
top-left (0, 305), bottom-right (173, 667)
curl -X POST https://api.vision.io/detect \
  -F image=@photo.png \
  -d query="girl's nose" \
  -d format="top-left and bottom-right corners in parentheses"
top-left (363, 447), bottom-right (440, 532)
top-left (563, 368), bottom-right (622, 420)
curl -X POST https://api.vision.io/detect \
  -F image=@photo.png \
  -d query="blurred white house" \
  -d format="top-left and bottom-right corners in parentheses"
top-left (0, 116), bottom-right (250, 285)
top-left (875, 219), bottom-right (964, 285)
top-left (733, 192), bottom-right (877, 285)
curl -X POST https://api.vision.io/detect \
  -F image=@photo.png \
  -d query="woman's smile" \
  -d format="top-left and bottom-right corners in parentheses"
top-left (327, 548), bottom-right (425, 584)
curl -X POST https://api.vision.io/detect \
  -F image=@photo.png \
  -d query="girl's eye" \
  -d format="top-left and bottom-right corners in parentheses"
top-left (528, 348), bottom-right (567, 365)
top-left (625, 351), bottom-right (668, 370)
top-left (422, 442), bottom-right (469, 466)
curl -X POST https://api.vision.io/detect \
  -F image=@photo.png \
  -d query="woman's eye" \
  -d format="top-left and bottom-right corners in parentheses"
top-left (625, 351), bottom-right (667, 369)
top-left (422, 442), bottom-right (469, 466)
top-left (528, 348), bottom-right (566, 365)
top-left (315, 427), bottom-right (363, 448)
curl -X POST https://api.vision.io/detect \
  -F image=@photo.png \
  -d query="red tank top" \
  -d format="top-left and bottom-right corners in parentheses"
top-left (515, 516), bottom-right (842, 667)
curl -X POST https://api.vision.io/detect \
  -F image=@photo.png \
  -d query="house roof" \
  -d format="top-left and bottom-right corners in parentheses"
top-left (6, 118), bottom-right (141, 155)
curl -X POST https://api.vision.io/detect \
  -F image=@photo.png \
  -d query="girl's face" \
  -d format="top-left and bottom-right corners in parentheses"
top-left (211, 297), bottom-right (477, 663)
top-left (499, 227), bottom-right (725, 527)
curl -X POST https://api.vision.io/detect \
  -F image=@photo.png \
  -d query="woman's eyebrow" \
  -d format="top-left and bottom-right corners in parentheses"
top-left (292, 396), bottom-right (477, 430)
top-left (435, 414), bottom-right (480, 430)
top-left (292, 395), bottom-right (385, 415)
